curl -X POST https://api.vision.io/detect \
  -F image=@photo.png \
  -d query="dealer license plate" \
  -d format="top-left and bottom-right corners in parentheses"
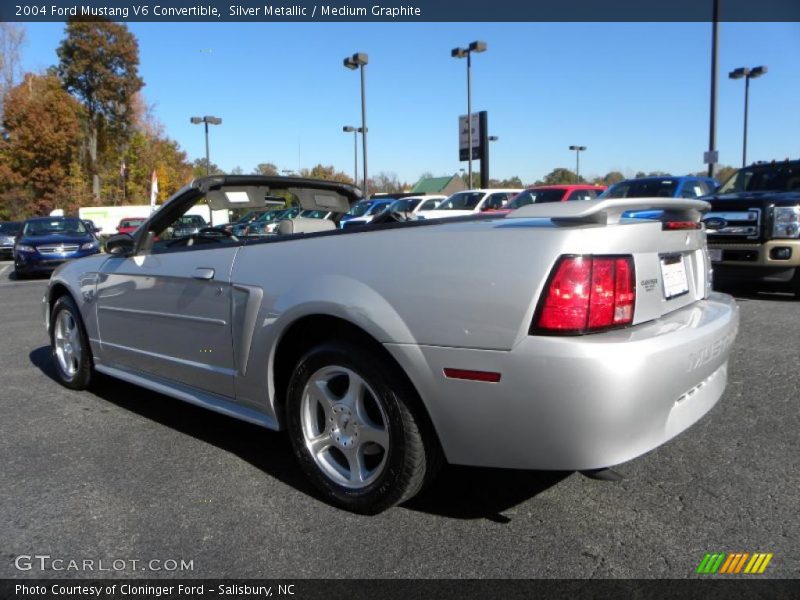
top-left (661, 255), bottom-right (689, 299)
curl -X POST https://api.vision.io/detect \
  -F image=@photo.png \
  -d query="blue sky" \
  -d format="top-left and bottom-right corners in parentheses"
top-left (18, 21), bottom-right (800, 185)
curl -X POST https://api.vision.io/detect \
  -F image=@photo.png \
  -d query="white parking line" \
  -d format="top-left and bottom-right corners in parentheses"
top-left (0, 279), bottom-right (47, 287)
top-left (0, 265), bottom-right (9, 277)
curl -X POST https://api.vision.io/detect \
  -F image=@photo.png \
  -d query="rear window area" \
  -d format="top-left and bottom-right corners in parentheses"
top-left (176, 215), bottom-right (206, 226)
top-left (605, 179), bottom-right (678, 198)
top-left (508, 189), bottom-right (565, 208)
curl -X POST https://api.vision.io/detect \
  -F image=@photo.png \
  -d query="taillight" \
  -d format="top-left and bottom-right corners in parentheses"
top-left (532, 255), bottom-right (636, 335)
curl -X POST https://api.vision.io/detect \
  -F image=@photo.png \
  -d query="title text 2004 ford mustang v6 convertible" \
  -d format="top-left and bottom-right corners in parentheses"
top-left (43, 176), bottom-right (739, 513)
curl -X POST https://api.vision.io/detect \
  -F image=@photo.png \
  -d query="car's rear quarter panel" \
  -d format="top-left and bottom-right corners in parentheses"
top-left (232, 217), bottom-right (718, 435)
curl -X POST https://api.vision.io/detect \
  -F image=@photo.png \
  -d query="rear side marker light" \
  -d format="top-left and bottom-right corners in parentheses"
top-left (443, 368), bottom-right (501, 383)
top-left (664, 221), bottom-right (701, 230)
top-left (532, 255), bottom-right (636, 335)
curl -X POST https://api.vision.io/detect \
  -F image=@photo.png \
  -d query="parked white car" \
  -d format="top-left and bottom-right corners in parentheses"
top-left (416, 189), bottom-right (522, 220)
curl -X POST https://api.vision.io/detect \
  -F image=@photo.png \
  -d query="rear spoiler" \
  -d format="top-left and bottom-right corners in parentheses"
top-left (505, 198), bottom-right (710, 225)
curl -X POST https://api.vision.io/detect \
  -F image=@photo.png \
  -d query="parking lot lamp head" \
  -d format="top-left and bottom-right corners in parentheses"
top-left (569, 145), bottom-right (587, 180)
top-left (190, 115), bottom-right (222, 176)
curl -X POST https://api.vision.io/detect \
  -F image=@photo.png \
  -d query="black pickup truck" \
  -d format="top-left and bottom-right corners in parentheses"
top-left (703, 159), bottom-right (800, 295)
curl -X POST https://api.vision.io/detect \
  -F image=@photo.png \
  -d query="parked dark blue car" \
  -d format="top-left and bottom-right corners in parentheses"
top-left (600, 176), bottom-right (719, 219)
top-left (13, 216), bottom-right (101, 278)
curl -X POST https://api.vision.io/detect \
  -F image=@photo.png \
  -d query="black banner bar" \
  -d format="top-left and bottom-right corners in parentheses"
top-left (2, 0), bottom-right (800, 23)
top-left (2, 579), bottom-right (800, 600)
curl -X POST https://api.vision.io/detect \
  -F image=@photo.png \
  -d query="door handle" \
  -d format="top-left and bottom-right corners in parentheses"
top-left (193, 267), bottom-right (215, 280)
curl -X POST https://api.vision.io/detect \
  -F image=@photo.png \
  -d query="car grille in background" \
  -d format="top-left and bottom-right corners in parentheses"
top-left (705, 209), bottom-right (761, 242)
top-left (37, 244), bottom-right (79, 254)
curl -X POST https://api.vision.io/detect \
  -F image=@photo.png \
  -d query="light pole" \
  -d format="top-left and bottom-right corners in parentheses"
top-left (707, 0), bottom-right (719, 178)
top-left (452, 41), bottom-right (487, 188)
top-left (190, 115), bottom-right (222, 176)
top-left (344, 53), bottom-right (369, 198)
top-left (343, 125), bottom-right (363, 186)
top-left (569, 145), bottom-right (587, 181)
top-left (729, 66), bottom-right (767, 167)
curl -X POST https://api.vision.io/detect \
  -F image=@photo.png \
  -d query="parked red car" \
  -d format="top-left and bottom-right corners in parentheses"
top-left (488, 184), bottom-right (607, 215)
top-left (116, 217), bottom-right (147, 235)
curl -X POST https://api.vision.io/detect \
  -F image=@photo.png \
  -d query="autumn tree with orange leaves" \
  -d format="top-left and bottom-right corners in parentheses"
top-left (0, 73), bottom-right (85, 219)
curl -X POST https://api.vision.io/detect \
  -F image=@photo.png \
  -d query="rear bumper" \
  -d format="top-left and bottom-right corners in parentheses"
top-left (386, 293), bottom-right (739, 470)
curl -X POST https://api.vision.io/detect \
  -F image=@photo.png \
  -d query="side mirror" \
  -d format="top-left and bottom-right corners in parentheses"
top-left (105, 233), bottom-right (135, 256)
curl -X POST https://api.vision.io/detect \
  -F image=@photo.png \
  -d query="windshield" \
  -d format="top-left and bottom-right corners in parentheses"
top-left (120, 219), bottom-right (145, 228)
top-left (390, 198), bottom-right (421, 212)
top-left (436, 192), bottom-right (485, 210)
top-left (347, 201), bottom-right (372, 217)
top-left (23, 218), bottom-right (87, 236)
top-left (604, 179), bottom-right (678, 199)
top-left (252, 209), bottom-right (284, 223)
top-left (508, 189), bottom-right (565, 208)
top-left (367, 201), bottom-right (392, 216)
top-left (176, 215), bottom-right (206, 226)
top-left (718, 163), bottom-right (800, 194)
top-left (299, 210), bottom-right (329, 219)
top-left (0, 222), bottom-right (20, 234)
top-left (236, 210), bottom-right (260, 224)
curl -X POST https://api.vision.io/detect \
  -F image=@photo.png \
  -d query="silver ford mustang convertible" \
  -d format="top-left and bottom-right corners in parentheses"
top-left (44, 176), bottom-right (739, 513)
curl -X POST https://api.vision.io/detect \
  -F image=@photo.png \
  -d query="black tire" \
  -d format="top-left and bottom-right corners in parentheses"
top-left (50, 294), bottom-right (93, 390)
top-left (286, 340), bottom-right (440, 514)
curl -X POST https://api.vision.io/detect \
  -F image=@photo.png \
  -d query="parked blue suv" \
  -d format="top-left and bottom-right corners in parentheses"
top-left (13, 216), bottom-right (101, 278)
top-left (600, 175), bottom-right (718, 219)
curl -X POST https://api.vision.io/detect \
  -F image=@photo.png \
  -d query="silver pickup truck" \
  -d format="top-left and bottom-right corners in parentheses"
top-left (43, 176), bottom-right (739, 513)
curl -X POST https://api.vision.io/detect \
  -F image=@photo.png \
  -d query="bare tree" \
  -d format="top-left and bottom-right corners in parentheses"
top-left (0, 23), bottom-right (26, 129)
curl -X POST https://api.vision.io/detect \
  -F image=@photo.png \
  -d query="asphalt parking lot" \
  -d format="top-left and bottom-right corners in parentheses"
top-left (1, 260), bottom-right (798, 579)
